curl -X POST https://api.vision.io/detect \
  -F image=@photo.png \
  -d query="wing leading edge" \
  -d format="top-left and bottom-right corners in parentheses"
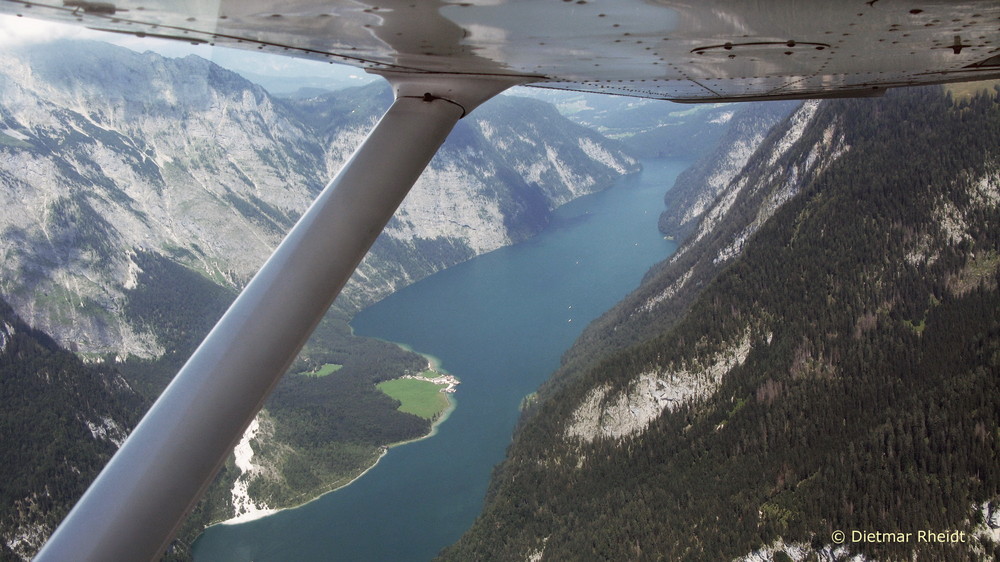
top-left (2, 0), bottom-right (999, 102)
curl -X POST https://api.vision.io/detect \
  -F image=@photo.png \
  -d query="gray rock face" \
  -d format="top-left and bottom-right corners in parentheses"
top-left (658, 100), bottom-right (799, 241)
top-left (549, 100), bottom-right (820, 387)
top-left (0, 39), bottom-right (637, 356)
top-left (533, 97), bottom-right (862, 450)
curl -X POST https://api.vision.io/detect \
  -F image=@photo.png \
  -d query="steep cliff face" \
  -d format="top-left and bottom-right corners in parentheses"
top-left (443, 86), bottom-right (1000, 561)
top-left (658, 101), bottom-right (798, 240)
top-left (551, 99), bottom-right (837, 389)
top-left (331, 90), bottom-right (639, 309)
top-left (0, 39), bottom-right (637, 355)
top-left (0, 41), bottom-right (322, 357)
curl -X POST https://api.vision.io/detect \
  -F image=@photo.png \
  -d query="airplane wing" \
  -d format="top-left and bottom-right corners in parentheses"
top-left (3, 0), bottom-right (999, 101)
top-left (7, 1), bottom-right (998, 561)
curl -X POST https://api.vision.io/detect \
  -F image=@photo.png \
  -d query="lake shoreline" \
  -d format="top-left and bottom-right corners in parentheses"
top-left (212, 346), bottom-right (457, 528)
top-left (192, 159), bottom-right (690, 560)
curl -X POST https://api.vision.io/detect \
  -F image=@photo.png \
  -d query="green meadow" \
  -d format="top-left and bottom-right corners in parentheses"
top-left (298, 363), bottom-right (343, 377)
top-left (377, 373), bottom-right (450, 420)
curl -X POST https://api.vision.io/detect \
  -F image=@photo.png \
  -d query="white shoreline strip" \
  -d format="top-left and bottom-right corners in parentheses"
top-left (213, 392), bottom-right (458, 527)
top-left (221, 417), bottom-right (276, 525)
top-left (214, 346), bottom-right (459, 527)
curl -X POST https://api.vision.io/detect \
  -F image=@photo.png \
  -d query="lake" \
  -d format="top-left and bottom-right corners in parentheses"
top-left (192, 159), bottom-right (687, 561)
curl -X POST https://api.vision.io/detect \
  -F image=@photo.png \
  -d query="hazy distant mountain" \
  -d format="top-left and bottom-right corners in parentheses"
top-left (0, 39), bottom-right (638, 358)
top-left (658, 101), bottom-right (799, 241)
top-left (442, 86), bottom-right (1000, 561)
top-left (232, 70), bottom-right (375, 96)
top-left (512, 88), bottom-right (741, 159)
top-left (276, 86), bottom-right (339, 99)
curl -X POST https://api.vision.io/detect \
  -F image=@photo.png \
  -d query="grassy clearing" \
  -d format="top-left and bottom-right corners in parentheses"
top-left (377, 377), bottom-right (450, 420)
top-left (945, 79), bottom-right (1000, 104)
top-left (298, 363), bottom-right (343, 377)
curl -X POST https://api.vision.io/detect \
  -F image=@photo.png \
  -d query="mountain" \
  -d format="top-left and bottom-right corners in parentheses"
top-left (547, 99), bottom-right (809, 396)
top-left (512, 88), bottom-right (740, 160)
top-left (0, 39), bottom-right (643, 558)
top-left (658, 100), bottom-right (799, 241)
top-left (313, 87), bottom-right (642, 311)
top-left (441, 86), bottom-right (1000, 561)
top-left (0, 38), bottom-right (639, 357)
top-left (228, 71), bottom-right (374, 97)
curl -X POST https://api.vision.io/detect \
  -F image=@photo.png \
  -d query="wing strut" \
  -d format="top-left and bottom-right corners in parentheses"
top-left (35, 73), bottom-right (522, 562)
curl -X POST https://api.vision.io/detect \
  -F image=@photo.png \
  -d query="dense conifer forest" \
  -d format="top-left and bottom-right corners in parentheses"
top-left (0, 249), bottom-right (422, 558)
top-left (441, 86), bottom-right (1000, 560)
top-left (115, 251), bottom-right (434, 555)
top-left (0, 297), bottom-right (147, 560)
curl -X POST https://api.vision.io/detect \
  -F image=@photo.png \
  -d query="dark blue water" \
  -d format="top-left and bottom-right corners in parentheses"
top-left (192, 159), bottom-right (686, 561)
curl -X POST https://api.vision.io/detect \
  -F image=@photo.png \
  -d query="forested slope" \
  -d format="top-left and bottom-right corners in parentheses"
top-left (442, 86), bottom-right (1000, 561)
top-left (0, 297), bottom-right (146, 560)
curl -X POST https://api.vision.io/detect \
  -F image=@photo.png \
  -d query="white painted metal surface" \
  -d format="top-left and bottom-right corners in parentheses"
top-left (3, 0), bottom-right (999, 101)
top-left (32, 74), bottom-right (521, 562)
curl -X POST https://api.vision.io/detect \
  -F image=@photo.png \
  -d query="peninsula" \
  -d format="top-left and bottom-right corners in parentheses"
top-left (377, 367), bottom-right (461, 421)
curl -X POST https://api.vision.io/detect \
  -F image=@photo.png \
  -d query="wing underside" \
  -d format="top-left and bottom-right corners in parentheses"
top-left (3, 0), bottom-right (999, 102)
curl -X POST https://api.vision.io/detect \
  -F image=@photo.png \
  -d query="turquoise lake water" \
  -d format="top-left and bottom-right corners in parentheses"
top-left (192, 159), bottom-right (687, 561)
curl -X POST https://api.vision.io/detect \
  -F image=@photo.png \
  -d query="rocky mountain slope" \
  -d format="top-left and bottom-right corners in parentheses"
top-left (0, 38), bottom-right (642, 559)
top-left (658, 100), bottom-right (799, 241)
top-left (513, 88), bottom-right (740, 160)
top-left (0, 39), bottom-right (638, 357)
top-left (441, 85), bottom-right (1000, 561)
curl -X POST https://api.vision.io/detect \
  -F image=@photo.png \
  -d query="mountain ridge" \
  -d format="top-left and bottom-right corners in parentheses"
top-left (0, 39), bottom-right (640, 357)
